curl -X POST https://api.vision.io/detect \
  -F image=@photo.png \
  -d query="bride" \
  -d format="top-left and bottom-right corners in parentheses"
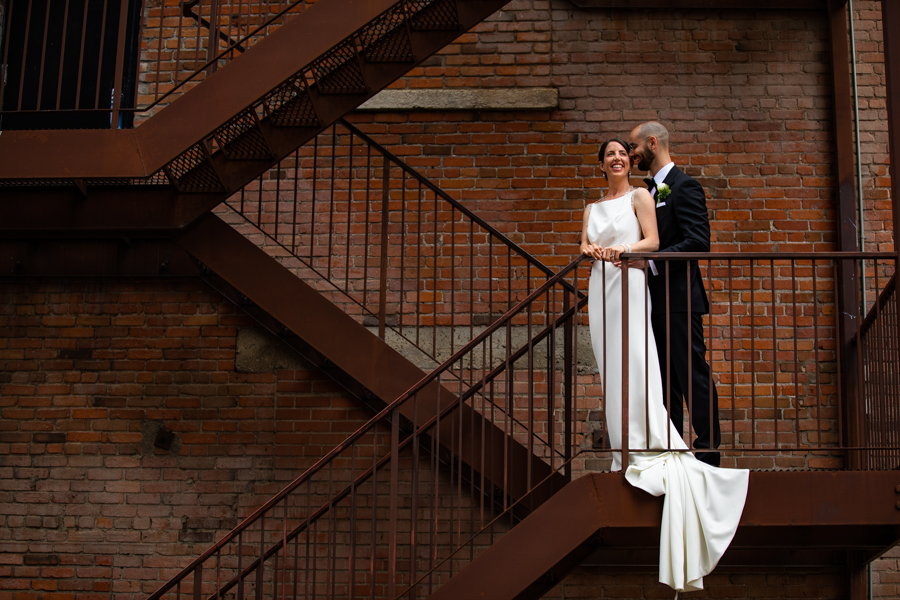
top-left (580, 138), bottom-right (749, 594)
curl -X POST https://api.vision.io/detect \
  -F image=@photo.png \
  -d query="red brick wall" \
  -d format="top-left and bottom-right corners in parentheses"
top-left (349, 3), bottom-right (852, 260)
top-left (0, 279), bottom-right (376, 599)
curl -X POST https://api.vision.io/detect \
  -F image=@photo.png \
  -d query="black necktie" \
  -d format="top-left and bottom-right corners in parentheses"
top-left (643, 177), bottom-right (655, 190)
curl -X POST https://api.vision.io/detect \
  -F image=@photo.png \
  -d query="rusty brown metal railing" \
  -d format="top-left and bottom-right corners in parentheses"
top-left (859, 273), bottom-right (900, 470)
top-left (144, 252), bottom-right (587, 600)
top-left (610, 251), bottom-right (898, 471)
top-left (143, 250), bottom-right (900, 600)
top-left (216, 118), bottom-right (562, 368)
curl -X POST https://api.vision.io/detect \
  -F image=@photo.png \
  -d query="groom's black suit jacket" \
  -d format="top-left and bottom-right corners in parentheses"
top-left (646, 165), bottom-right (711, 314)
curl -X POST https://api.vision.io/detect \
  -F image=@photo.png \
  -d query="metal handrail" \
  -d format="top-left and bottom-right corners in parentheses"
top-left (144, 254), bottom-right (589, 600)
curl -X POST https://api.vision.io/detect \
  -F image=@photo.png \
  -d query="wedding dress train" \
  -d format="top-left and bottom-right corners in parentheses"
top-left (586, 190), bottom-right (749, 592)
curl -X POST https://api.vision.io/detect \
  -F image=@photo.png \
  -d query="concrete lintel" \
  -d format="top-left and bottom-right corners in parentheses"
top-left (357, 88), bottom-right (559, 112)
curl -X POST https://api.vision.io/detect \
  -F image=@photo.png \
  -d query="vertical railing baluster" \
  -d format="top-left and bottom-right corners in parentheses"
top-left (74, 0), bottom-right (89, 109)
top-left (792, 260), bottom-right (800, 449)
top-left (450, 208), bottom-right (456, 356)
top-left (237, 531), bottom-right (244, 600)
top-left (416, 180), bottom-right (422, 347)
top-left (55, 0), bottom-right (71, 111)
top-left (193, 564), bottom-right (203, 600)
top-left (310, 134), bottom-right (319, 265)
top-left (346, 131), bottom-right (354, 294)
top-left (729, 259), bottom-right (735, 452)
top-left (750, 259), bottom-right (756, 449)
top-left (833, 261), bottom-right (844, 451)
top-left (93, 0), bottom-right (110, 109)
top-left (363, 144), bottom-right (372, 313)
top-left (274, 160), bottom-right (281, 242)
top-left (526, 287), bottom-right (534, 493)
top-left (409, 396), bottom-right (419, 600)
top-left (400, 171), bottom-right (407, 337)
top-left (110, 0), bottom-right (130, 126)
top-left (206, 0), bottom-right (220, 74)
top-left (16, 0), bottom-right (34, 111)
top-left (327, 124), bottom-right (337, 280)
top-left (664, 260), bottom-right (671, 450)
top-left (854, 259), bottom-right (866, 468)
top-left (0, 0), bottom-right (18, 109)
top-left (770, 259), bottom-right (777, 449)
top-left (378, 155), bottom-right (390, 340)
top-left (35, 0), bottom-right (52, 112)
top-left (621, 258), bottom-right (630, 469)
top-left (291, 148), bottom-right (299, 255)
top-left (256, 514), bottom-right (264, 600)
top-left (349, 446), bottom-right (357, 600)
top-left (387, 411), bottom-right (400, 600)
top-left (813, 260), bottom-right (822, 448)
top-left (686, 264), bottom-right (693, 455)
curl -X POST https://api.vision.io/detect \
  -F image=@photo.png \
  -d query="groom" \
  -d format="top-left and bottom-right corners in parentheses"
top-left (628, 122), bottom-right (721, 467)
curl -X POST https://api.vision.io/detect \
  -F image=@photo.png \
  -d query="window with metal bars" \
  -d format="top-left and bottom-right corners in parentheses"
top-left (0, 0), bottom-right (142, 130)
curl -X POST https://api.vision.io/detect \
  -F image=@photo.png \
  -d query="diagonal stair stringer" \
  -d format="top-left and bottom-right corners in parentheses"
top-left (175, 212), bottom-right (567, 510)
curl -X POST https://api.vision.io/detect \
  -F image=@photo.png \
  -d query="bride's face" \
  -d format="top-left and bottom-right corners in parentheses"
top-left (600, 141), bottom-right (631, 181)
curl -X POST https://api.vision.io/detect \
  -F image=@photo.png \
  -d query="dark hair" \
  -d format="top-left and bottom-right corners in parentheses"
top-left (597, 138), bottom-right (632, 179)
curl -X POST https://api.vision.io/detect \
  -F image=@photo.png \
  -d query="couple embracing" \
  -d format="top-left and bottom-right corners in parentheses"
top-left (580, 122), bottom-right (749, 593)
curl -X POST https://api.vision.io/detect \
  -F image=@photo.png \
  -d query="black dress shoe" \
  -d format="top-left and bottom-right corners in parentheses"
top-left (695, 451), bottom-right (720, 467)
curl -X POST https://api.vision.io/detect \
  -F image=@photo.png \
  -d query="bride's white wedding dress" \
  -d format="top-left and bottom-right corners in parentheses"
top-left (586, 190), bottom-right (749, 593)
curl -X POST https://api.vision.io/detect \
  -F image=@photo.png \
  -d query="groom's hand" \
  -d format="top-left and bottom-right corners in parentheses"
top-left (612, 259), bottom-right (648, 270)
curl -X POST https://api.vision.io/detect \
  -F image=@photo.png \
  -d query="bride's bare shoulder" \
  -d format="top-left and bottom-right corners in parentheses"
top-left (632, 188), bottom-right (654, 205)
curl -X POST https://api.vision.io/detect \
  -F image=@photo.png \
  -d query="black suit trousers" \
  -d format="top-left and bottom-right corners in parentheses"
top-left (650, 310), bottom-right (721, 464)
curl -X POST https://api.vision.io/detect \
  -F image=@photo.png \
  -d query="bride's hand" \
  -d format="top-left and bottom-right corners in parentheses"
top-left (601, 244), bottom-right (626, 263)
top-left (581, 243), bottom-right (604, 261)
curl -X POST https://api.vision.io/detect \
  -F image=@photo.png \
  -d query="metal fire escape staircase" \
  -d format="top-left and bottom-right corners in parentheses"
top-left (4, 1), bottom-right (900, 599)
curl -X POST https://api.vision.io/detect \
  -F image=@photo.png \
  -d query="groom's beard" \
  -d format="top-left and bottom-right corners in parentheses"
top-left (637, 149), bottom-right (654, 172)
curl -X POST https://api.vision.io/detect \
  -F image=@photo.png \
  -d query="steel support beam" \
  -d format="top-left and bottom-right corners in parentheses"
top-left (0, 239), bottom-right (200, 277)
top-left (568, 0), bottom-right (824, 7)
top-left (429, 471), bottom-right (900, 600)
top-left (828, 0), bottom-right (864, 469)
top-left (176, 213), bottom-right (567, 509)
top-left (882, 0), bottom-right (900, 254)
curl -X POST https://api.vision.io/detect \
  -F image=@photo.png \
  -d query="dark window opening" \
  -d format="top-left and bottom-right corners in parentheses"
top-left (0, 0), bottom-right (143, 130)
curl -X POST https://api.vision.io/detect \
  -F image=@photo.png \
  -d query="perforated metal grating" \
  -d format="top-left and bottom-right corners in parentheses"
top-left (407, 0), bottom-right (458, 31)
top-left (361, 5), bottom-right (413, 62)
top-left (311, 40), bottom-right (367, 95)
top-left (264, 76), bottom-right (320, 127)
top-left (0, 179), bottom-right (75, 187)
top-left (164, 144), bottom-right (223, 192)
top-left (215, 110), bottom-right (271, 160)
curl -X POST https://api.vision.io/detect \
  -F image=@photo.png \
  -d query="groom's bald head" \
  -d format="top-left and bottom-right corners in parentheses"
top-left (629, 121), bottom-right (672, 175)
top-left (634, 122), bottom-right (669, 150)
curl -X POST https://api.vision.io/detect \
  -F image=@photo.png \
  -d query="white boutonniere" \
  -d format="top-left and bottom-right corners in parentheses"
top-left (656, 183), bottom-right (671, 205)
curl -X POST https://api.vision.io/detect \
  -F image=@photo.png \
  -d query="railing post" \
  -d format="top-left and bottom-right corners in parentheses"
top-left (193, 564), bottom-right (203, 600)
top-left (207, 0), bottom-right (220, 75)
top-left (563, 289), bottom-right (573, 480)
top-left (388, 411), bottom-right (400, 600)
top-left (110, 0), bottom-right (130, 128)
top-left (621, 258), bottom-right (629, 470)
top-left (379, 155), bottom-right (390, 339)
